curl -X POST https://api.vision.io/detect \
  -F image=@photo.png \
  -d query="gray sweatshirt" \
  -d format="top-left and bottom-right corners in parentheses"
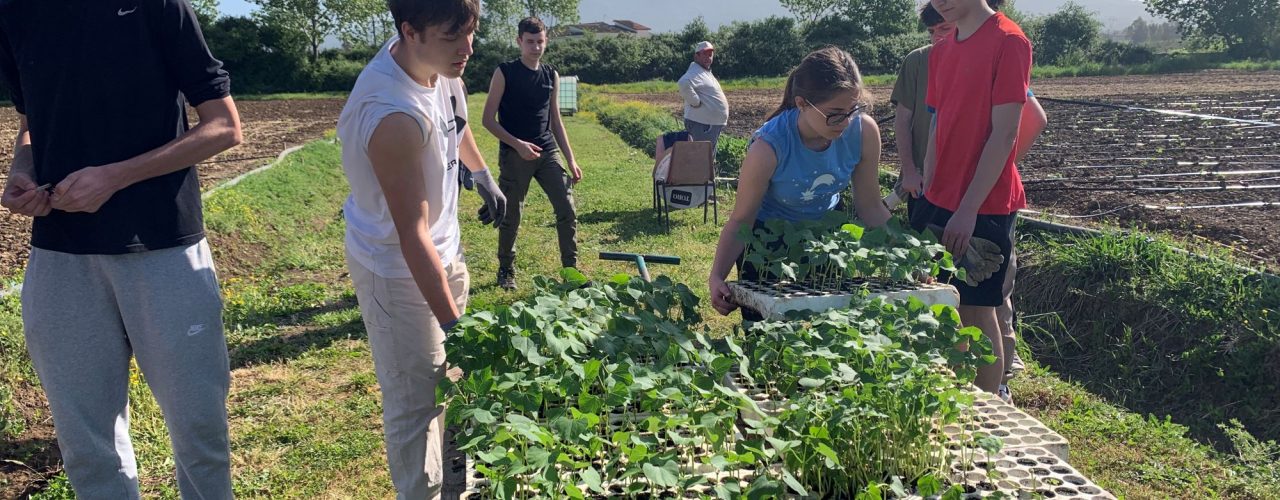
top-left (677, 62), bottom-right (729, 126)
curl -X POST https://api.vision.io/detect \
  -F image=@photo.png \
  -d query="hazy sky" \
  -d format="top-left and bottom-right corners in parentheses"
top-left (217, 0), bottom-right (1159, 32)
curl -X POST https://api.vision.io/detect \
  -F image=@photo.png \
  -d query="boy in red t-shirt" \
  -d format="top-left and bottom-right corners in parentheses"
top-left (914, 0), bottom-right (1032, 397)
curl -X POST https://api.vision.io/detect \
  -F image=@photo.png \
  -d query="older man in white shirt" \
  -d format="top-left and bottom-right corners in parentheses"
top-left (677, 41), bottom-right (729, 150)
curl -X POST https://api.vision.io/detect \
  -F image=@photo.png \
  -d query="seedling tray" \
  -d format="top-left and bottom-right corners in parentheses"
top-left (942, 447), bottom-right (1115, 500)
top-left (727, 279), bottom-right (960, 320)
top-left (945, 389), bottom-right (1071, 461)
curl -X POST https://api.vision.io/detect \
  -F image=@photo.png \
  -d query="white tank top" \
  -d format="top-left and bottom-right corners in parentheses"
top-left (338, 38), bottom-right (465, 279)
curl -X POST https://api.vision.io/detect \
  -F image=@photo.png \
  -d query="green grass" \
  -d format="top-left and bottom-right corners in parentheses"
top-left (1221, 60), bottom-right (1280, 71)
top-left (1012, 358), bottom-right (1280, 499)
top-left (5, 93), bottom-right (1280, 498)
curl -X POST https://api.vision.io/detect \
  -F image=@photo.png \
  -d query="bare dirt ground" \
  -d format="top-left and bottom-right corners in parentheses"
top-left (615, 70), bottom-right (1280, 268)
top-left (0, 99), bottom-right (346, 279)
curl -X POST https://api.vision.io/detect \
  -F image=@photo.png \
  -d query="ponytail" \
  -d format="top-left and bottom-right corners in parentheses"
top-left (768, 75), bottom-right (800, 121)
top-left (767, 46), bottom-right (869, 122)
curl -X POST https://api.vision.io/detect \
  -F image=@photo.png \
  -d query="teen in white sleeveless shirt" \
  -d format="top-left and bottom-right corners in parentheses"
top-left (335, 1), bottom-right (505, 497)
top-left (340, 40), bottom-right (467, 277)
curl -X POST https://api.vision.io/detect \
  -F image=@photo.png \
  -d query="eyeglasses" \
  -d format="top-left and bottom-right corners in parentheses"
top-left (804, 99), bottom-right (866, 127)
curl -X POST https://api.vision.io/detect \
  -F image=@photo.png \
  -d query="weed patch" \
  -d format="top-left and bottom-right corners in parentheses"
top-left (1015, 229), bottom-right (1280, 445)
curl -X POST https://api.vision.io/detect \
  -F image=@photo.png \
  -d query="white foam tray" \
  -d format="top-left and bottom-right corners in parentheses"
top-left (727, 279), bottom-right (960, 320)
top-left (941, 446), bottom-right (1115, 499)
top-left (946, 388), bottom-right (1071, 461)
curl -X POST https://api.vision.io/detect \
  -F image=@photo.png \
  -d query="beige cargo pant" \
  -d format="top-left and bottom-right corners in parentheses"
top-left (348, 253), bottom-right (469, 500)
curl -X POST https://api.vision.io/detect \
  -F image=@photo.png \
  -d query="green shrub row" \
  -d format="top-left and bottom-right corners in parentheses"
top-left (580, 93), bottom-right (747, 178)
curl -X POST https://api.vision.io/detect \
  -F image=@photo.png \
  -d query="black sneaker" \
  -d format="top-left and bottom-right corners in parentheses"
top-left (497, 267), bottom-right (516, 290)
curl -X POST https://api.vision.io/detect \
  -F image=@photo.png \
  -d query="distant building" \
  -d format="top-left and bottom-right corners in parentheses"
top-left (554, 20), bottom-right (653, 39)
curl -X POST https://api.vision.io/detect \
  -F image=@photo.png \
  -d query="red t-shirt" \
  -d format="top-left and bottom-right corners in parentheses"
top-left (925, 13), bottom-right (1031, 215)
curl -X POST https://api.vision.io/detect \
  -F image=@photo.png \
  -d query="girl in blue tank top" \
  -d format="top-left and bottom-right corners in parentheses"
top-left (708, 47), bottom-right (891, 317)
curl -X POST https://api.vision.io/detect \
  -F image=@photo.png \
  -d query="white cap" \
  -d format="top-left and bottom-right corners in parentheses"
top-left (694, 41), bottom-right (715, 53)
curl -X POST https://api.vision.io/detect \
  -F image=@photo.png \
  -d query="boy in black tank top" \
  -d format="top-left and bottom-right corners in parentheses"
top-left (482, 16), bottom-right (582, 290)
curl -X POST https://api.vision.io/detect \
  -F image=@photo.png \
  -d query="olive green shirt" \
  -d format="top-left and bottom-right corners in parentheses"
top-left (890, 45), bottom-right (932, 174)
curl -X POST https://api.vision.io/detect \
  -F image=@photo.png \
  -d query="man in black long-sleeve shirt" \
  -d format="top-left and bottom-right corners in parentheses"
top-left (0, 1), bottom-right (242, 497)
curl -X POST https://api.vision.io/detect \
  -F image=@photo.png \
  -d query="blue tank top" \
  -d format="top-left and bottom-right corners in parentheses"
top-left (753, 108), bottom-right (864, 222)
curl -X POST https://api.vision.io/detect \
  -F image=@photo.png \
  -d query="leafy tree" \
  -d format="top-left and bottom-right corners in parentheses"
top-left (481, 0), bottom-right (580, 43)
top-left (333, 0), bottom-right (395, 50)
top-left (779, 0), bottom-right (842, 25)
top-left (1144, 0), bottom-right (1280, 57)
top-left (250, 0), bottom-right (340, 63)
top-left (783, 0), bottom-right (915, 37)
top-left (191, 0), bottom-right (220, 25)
top-left (715, 17), bottom-right (808, 79)
top-left (204, 16), bottom-right (307, 93)
top-left (999, 0), bottom-right (1031, 27)
top-left (1124, 17), bottom-right (1152, 45)
top-left (1028, 2), bottom-right (1102, 65)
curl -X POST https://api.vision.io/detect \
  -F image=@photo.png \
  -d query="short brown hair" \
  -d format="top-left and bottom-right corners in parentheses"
top-left (518, 17), bottom-right (546, 36)
top-left (388, 0), bottom-right (479, 38)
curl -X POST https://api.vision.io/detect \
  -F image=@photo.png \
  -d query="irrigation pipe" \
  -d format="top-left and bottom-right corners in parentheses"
top-left (1033, 169), bottom-right (1280, 181)
top-left (198, 153), bottom-right (282, 165)
top-left (1026, 184), bottom-right (1280, 193)
top-left (202, 144), bottom-right (309, 199)
top-left (1, 142), bottom-right (318, 300)
top-left (1039, 96), bottom-right (1280, 128)
top-left (1141, 201), bottom-right (1280, 210)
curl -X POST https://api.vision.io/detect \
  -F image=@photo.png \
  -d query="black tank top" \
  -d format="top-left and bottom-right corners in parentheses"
top-left (497, 59), bottom-right (557, 153)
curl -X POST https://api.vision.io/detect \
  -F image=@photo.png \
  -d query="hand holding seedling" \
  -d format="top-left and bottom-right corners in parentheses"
top-left (51, 165), bottom-right (124, 213)
top-left (1, 171), bottom-right (53, 217)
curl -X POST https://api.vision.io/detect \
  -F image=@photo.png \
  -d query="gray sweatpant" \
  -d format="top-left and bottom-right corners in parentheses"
top-left (684, 118), bottom-right (725, 153)
top-left (21, 239), bottom-right (231, 500)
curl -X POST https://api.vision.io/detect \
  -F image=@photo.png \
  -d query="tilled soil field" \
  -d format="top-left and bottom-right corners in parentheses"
top-left (0, 98), bottom-right (346, 279)
top-left (615, 70), bottom-right (1280, 268)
